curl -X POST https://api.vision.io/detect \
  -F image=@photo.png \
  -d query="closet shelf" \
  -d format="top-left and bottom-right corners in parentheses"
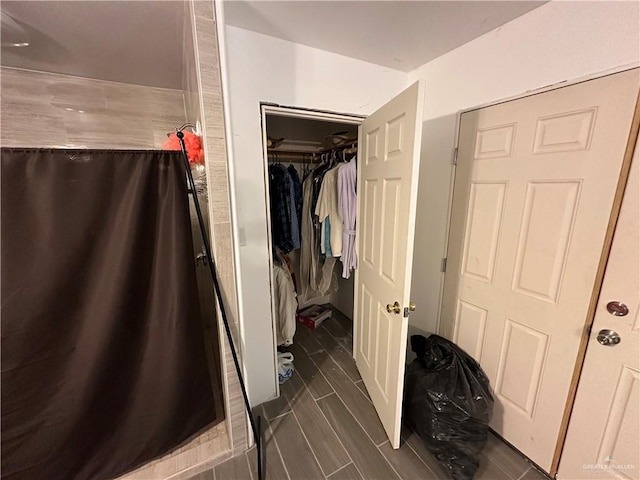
top-left (267, 142), bottom-right (358, 155)
top-left (267, 149), bottom-right (319, 155)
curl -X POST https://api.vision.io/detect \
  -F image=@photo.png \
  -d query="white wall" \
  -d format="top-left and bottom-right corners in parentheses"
top-left (407, 1), bottom-right (640, 342)
top-left (223, 25), bottom-right (408, 405)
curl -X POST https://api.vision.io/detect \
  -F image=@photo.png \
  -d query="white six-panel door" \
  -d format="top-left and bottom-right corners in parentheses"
top-left (558, 132), bottom-right (640, 480)
top-left (441, 70), bottom-right (640, 471)
top-left (354, 81), bottom-right (424, 449)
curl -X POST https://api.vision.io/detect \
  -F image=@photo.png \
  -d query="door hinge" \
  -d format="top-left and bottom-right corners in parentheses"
top-left (441, 258), bottom-right (448, 272)
top-left (452, 147), bottom-right (458, 165)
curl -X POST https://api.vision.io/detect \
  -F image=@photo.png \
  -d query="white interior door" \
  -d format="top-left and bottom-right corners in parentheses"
top-left (441, 69), bottom-right (640, 471)
top-left (354, 81), bottom-right (424, 449)
top-left (558, 134), bottom-right (640, 480)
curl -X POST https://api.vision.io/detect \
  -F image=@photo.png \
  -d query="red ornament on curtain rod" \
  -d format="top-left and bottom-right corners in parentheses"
top-left (163, 131), bottom-right (205, 165)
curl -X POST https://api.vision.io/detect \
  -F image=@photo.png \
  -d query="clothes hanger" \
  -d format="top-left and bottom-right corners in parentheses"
top-left (330, 149), bottom-right (338, 168)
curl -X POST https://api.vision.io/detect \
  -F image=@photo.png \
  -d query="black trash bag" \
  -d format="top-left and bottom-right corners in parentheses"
top-left (404, 335), bottom-right (494, 480)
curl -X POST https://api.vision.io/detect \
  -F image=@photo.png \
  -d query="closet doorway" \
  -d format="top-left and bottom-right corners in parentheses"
top-left (260, 82), bottom-right (425, 450)
top-left (261, 105), bottom-right (363, 381)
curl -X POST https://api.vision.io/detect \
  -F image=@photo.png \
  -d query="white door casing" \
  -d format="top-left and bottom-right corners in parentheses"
top-left (354, 81), bottom-right (424, 449)
top-left (558, 130), bottom-right (640, 480)
top-left (441, 70), bottom-right (640, 471)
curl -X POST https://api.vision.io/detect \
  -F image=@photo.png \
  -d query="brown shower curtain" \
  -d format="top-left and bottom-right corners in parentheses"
top-left (1, 149), bottom-right (216, 480)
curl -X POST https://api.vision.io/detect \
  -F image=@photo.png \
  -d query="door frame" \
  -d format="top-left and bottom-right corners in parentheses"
top-left (440, 66), bottom-right (640, 476)
top-left (259, 104), bottom-right (364, 397)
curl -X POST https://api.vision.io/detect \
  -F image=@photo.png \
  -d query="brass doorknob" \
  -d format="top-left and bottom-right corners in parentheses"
top-left (386, 301), bottom-right (401, 314)
top-left (409, 302), bottom-right (416, 312)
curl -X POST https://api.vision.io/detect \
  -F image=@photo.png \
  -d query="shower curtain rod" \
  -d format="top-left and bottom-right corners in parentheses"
top-left (168, 123), bottom-right (198, 137)
top-left (175, 128), bottom-right (263, 480)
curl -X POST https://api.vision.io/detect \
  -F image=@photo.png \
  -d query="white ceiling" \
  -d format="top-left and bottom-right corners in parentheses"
top-left (225, 1), bottom-right (545, 72)
top-left (1, 1), bottom-right (186, 89)
top-left (0, 1), bottom-right (545, 90)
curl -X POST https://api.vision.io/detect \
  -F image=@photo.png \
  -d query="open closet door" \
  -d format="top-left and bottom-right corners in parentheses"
top-left (354, 81), bottom-right (424, 449)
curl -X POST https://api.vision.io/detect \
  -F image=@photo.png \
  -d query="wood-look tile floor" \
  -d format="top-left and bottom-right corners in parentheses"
top-left (191, 306), bottom-right (550, 480)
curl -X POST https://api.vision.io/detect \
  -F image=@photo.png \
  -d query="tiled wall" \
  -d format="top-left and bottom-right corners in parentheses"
top-left (0, 67), bottom-right (185, 149)
top-left (190, 0), bottom-right (249, 456)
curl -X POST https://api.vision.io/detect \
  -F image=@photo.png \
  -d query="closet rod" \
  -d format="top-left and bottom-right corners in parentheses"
top-left (267, 145), bottom-right (358, 163)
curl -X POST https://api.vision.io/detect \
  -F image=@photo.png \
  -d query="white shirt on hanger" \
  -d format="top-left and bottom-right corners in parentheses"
top-left (315, 165), bottom-right (343, 257)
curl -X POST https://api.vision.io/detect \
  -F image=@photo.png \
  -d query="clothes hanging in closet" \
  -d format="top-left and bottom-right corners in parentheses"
top-left (311, 159), bottom-right (334, 220)
top-left (285, 149), bottom-right (357, 303)
top-left (268, 164), bottom-right (302, 252)
top-left (338, 158), bottom-right (357, 278)
top-left (299, 175), bottom-right (316, 303)
top-left (299, 166), bottom-right (336, 303)
top-left (315, 164), bottom-right (343, 257)
top-left (323, 219), bottom-right (333, 257)
top-left (288, 165), bottom-right (302, 248)
top-left (273, 261), bottom-right (297, 346)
